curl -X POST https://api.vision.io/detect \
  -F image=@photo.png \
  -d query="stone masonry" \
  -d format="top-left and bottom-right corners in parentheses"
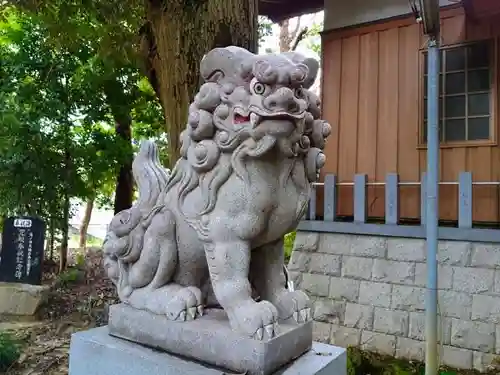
top-left (288, 231), bottom-right (500, 372)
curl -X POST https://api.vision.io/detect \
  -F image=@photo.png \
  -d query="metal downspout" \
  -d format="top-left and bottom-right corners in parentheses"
top-left (425, 36), bottom-right (440, 375)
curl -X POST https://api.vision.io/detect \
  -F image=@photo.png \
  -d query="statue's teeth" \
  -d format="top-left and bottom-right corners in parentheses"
top-left (250, 113), bottom-right (260, 127)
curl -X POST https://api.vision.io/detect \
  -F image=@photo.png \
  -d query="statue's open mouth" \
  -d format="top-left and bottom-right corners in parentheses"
top-left (233, 106), bottom-right (304, 128)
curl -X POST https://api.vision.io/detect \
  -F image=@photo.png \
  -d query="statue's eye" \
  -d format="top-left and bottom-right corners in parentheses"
top-left (253, 82), bottom-right (267, 95)
top-left (294, 87), bottom-right (304, 98)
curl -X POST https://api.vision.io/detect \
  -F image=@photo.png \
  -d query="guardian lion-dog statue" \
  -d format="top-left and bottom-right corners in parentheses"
top-left (103, 46), bottom-right (331, 341)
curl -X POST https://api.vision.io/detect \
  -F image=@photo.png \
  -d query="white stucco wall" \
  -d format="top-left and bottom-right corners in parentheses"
top-left (324, 0), bottom-right (457, 30)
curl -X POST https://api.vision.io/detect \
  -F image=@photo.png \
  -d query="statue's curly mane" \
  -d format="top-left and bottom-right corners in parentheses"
top-left (162, 47), bottom-right (329, 239)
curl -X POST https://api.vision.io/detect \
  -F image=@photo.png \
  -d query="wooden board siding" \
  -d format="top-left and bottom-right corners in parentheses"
top-left (320, 7), bottom-right (500, 224)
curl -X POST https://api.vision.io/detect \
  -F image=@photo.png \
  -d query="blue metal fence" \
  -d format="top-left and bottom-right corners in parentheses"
top-left (299, 172), bottom-right (500, 243)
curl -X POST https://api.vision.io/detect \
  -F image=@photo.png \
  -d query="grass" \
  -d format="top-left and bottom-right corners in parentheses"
top-left (346, 347), bottom-right (497, 375)
top-left (0, 331), bottom-right (20, 372)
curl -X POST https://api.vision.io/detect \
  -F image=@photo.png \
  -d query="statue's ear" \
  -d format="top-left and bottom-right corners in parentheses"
top-left (200, 46), bottom-right (256, 84)
top-left (282, 52), bottom-right (320, 89)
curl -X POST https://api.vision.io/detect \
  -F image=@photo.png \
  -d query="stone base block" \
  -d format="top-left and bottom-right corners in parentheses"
top-left (107, 303), bottom-right (314, 375)
top-left (0, 282), bottom-right (49, 316)
top-left (69, 326), bottom-right (346, 375)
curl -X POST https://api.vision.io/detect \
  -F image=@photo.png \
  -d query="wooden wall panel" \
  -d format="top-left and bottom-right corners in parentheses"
top-left (321, 7), bottom-right (500, 224)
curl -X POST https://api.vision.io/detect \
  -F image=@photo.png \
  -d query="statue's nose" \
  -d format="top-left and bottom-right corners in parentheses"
top-left (263, 88), bottom-right (301, 114)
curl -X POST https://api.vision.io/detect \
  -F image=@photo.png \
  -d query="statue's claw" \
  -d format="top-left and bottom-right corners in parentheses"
top-left (165, 286), bottom-right (204, 321)
top-left (230, 300), bottom-right (279, 341)
top-left (273, 290), bottom-right (312, 324)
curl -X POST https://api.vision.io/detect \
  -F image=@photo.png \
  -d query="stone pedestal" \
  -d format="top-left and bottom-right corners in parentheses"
top-left (0, 282), bottom-right (49, 316)
top-left (69, 326), bottom-right (346, 375)
top-left (107, 304), bottom-right (313, 375)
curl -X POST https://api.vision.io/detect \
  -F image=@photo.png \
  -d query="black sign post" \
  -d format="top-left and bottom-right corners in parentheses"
top-left (0, 216), bottom-right (45, 285)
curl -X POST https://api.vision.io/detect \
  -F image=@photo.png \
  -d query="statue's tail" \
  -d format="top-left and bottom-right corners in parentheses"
top-left (103, 140), bottom-right (170, 298)
top-left (133, 140), bottom-right (170, 213)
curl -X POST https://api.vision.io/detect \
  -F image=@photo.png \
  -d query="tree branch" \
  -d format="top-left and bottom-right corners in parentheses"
top-left (290, 16), bottom-right (301, 41)
top-left (290, 26), bottom-right (308, 51)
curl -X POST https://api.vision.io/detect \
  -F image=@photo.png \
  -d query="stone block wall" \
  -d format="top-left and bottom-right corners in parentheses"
top-left (288, 231), bottom-right (500, 372)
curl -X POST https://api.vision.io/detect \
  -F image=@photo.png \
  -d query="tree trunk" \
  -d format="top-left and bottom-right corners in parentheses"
top-left (79, 197), bottom-right (94, 249)
top-left (278, 17), bottom-right (308, 53)
top-left (60, 146), bottom-right (70, 273)
top-left (141, 0), bottom-right (258, 167)
top-left (113, 118), bottom-right (133, 215)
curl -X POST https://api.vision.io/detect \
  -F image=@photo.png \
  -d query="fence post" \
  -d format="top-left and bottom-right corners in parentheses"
top-left (458, 172), bottom-right (472, 229)
top-left (324, 174), bottom-right (337, 222)
top-left (421, 172), bottom-right (427, 226)
top-left (308, 183), bottom-right (317, 220)
top-left (354, 174), bottom-right (367, 223)
top-left (385, 173), bottom-right (399, 225)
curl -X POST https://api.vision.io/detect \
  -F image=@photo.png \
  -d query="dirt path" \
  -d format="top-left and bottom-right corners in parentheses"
top-left (2, 250), bottom-right (117, 375)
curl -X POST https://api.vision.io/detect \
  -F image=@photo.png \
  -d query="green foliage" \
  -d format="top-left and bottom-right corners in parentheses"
top-left (0, 331), bottom-right (20, 372)
top-left (305, 21), bottom-right (322, 56)
top-left (57, 267), bottom-right (84, 287)
top-left (258, 16), bottom-right (273, 45)
top-left (0, 6), bottom-right (165, 248)
top-left (283, 231), bottom-right (296, 263)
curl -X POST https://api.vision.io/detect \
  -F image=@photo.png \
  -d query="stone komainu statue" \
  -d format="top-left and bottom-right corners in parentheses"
top-left (102, 46), bottom-right (331, 341)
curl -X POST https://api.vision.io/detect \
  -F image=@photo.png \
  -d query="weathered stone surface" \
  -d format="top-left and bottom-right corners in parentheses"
top-left (361, 331), bottom-right (396, 356)
top-left (302, 273), bottom-right (330, 297)
top-left (341, 256), bottom-right (372, 280)
top-left (344, 303), bottom-right (374, 330)
top-left (408, 312), bottom-right (451, 344)
top-left (438, 241), bottom-right (471, 266)
top-left (390, 286), bottom-right (425, 312)
top-left (442, 346), bottom-right (473, 369)
top-left (471, 243), bottom-right (500, 268)
top-left (471, 294), bottom-right (500, 324)
top-left (395, 337), bottom-right (425, 362)
top-left (293, 232), bottom-right (320, 253)
top-left (312, 299), bottom-right (345, 324)
top-left (372, 260), bottom-right (415, 284)
top-left (108, 304), bottom-right (313, 375)
top-left (373, 308), bottom-right (408, 336)
top-left (451, 319), bottom-right (495, 353)
top-left (329, 277), bottom-right (360, 302)
top-left (70, 327), bottom-right (347, 375)
top-left (309, 254), bottom-right (341, 276)
top-left (330, 325), bottom-right (361, 348)
top-left (312, 321), bottom-right (331, 343)
top-left (358, 282), bottom-right (391, 308)
top-left (497, 326), bottom-right (500, 354)
top-left (452, 267), bottom-right (494, 294)
top-left (0, 282), bottom-right (49, 316)
top-left (387, 238), bottom-right (425, 262)
top-left (291, 232), bottom-right (500, 370)
top-left (287, 252), bottom-right (311, 272)
top-left (319, 234), bottom-right (351, 255)
top-left (350, 236), bottom-right (386, 258)
top-left (438, 290), bottom-right (472, 320)
top-left (473, 351), bottom-right (500, 373)
top-left (414, 264), bottom-right (453, 289)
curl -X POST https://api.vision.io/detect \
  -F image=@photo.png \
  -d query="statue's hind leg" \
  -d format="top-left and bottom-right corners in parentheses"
top-left (125, 208), bottom-right (203, 320)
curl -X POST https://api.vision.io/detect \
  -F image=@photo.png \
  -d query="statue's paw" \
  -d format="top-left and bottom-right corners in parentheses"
top-left (274, 290), bottom-right (312, 324)
top-left (230, 300), bottom-right (278, 341)
top-left (165, 286), bottom-right (204, 321)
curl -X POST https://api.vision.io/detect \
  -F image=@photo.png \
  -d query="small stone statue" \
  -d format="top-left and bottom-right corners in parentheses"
top-left (102, 46), bottom-right (331, 341)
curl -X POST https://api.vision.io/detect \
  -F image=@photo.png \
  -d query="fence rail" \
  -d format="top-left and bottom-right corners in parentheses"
top-left (299, 172), bottom-right (500, 243)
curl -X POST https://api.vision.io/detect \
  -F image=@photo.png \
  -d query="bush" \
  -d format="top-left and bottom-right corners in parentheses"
top-left (0, 331), bottom-right (20, 371)
top-left (283, 231), bottom-right (296, 263)
top-left (57, 267), bottom-right (84, 287)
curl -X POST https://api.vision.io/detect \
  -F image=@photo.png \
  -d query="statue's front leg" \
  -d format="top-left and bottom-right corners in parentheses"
top-left (251, 239), bottom-right (312, 324)
top-left (205, 240), bottom-right (278, 340)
